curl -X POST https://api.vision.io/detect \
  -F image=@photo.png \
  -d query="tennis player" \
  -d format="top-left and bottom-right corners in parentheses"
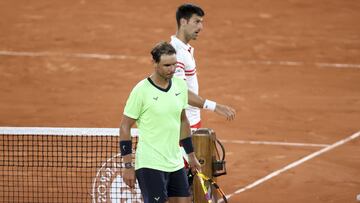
top-left (119, 41), bottom-right (201, 203)
top-left (171, 3), bottom-right (236, 129)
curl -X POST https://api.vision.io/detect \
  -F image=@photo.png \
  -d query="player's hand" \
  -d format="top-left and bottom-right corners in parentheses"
top-left (215, 103), bottom-right (236, 121)
top-left (187, 153), bottom-right (202, 174)
top-left (123, 167), bottom-right (136, 188)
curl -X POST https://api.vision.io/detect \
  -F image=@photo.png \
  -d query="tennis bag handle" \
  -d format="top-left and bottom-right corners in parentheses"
top-left (193, 128), bottom-right (227, 177)
top-left (212, 137), bottom-right (227, 177)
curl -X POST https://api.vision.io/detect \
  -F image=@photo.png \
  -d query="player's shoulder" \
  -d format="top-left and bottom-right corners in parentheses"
top-left (172, 76), bottom-right (185, 83)
top-left (132, 78), bottom-right (150, 92)
top-left (170, 36), bottom-right (179, 46)
top-left (170, 36), bottom-right (186, 52)
top-left (134, 78), bottom-right (147, 87)
top-left (172, 77), bottom-right (187, 88)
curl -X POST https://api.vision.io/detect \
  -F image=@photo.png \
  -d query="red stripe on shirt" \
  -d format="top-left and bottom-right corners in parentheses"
top-left (176, 61), bottom-right (185, 67)
top-left (176, 65), bottom-right (185, 70)
top-left (185, 68), bottom-right (196, 73)
top-left (185, 72), bottom-right (196, 76)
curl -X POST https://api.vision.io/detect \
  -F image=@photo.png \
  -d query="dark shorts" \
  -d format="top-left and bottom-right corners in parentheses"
top-left (135, 167), bottom-right (190, 203)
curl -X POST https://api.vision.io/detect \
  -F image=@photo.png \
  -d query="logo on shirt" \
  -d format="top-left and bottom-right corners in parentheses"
top-left (153, 96), bottom-right (159, 101)
top-left (154, 197), bottom-right (160, 201)
top-left (175, 92), bottom-right (181, 96)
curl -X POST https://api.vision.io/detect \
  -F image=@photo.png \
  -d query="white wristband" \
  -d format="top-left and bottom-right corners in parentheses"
top-left (203, 99), bottom-right (217, 111)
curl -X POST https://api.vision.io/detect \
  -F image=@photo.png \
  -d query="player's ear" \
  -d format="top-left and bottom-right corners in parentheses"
top-left (180, 18), bottom-right (187, 26)
top-left (151, 58), bottom-right (155, 65)
top-left (152, 59), bottom-right (158, 68)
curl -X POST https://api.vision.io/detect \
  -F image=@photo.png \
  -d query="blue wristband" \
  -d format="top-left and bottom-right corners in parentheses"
top-left (119, 140), bottom-right (132, 156)
top-left (180, 137), bottom-right (194, 154)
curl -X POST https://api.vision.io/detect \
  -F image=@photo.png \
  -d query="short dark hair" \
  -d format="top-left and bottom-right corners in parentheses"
top-left (176, 3), bottom-right (205, 27)
top-left (151, 41), bottom-right (176, 63)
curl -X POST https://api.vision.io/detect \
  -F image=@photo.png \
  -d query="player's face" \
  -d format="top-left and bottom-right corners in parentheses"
top-left (184, 14), bottom-right (203, 40)
top-left (155, 54), bottom-right (177, 81)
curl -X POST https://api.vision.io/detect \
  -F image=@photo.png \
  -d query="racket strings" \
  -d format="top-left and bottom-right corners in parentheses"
top-left (195, 171), bottom-right (228, 203)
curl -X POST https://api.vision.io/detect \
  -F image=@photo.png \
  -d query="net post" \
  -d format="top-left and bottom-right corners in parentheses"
top-left (192, 128), bottom-right (217, 203)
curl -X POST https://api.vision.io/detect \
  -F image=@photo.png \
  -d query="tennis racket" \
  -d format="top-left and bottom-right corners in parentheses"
top-left (195, 170), bottom-right (228, 203)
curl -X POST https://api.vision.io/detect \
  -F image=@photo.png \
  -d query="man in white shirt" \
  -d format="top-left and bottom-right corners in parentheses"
top-left (171, 3), bottom-right (236, 128)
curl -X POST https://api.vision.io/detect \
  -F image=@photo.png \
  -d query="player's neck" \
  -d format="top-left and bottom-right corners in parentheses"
top-left (176, 31), bottom-right (191, 44)
top-left (150, 74), bottom-right (170, 89)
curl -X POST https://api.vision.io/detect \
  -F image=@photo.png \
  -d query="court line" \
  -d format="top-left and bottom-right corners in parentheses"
top-left (1, 50), bottom-right (360, 69)
top-left (220, 131), bottom-right (360, 202)
top-left (220, 139), bottom-right (329, 148)
top-left (246, 59), bottom-right (360, 69)
top-left (0, 126), bottom-right (139, 136)
top-left (0, 50), bottom-right (135, 60)
top-left (315, 62), bottom-right (360, 69)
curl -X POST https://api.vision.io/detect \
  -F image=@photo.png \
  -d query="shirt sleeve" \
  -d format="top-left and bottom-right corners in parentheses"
top-left (173, 54), bottom-right (186, 80)
top-left (181, 80), bottom-right (188, 109)
top-left (123, 85), bottom-right (142, 119)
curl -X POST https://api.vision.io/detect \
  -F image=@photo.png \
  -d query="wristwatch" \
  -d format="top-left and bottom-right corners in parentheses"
top-left (124, 162), bottom-right (133, 169)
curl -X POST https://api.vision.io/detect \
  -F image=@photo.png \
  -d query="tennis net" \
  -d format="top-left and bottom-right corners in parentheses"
top-left (0, 127), bottom-right (141, 203)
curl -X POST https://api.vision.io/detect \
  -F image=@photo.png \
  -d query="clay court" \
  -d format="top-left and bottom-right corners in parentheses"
top-left (1, 0), bottom-right (360, 202)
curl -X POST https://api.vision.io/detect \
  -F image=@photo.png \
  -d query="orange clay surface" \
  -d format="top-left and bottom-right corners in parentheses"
top-left (1, 0), bottom-right (360, 202)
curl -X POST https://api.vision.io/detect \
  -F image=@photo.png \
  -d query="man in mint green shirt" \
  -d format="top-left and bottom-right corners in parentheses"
top-left (119, 41), bottom-right (201, 203)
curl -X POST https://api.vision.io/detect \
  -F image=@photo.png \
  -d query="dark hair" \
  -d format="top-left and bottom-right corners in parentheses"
top-left (176, 3), bottom-right (205, 27)
top-left (151, 41), bottom-right (176, 63)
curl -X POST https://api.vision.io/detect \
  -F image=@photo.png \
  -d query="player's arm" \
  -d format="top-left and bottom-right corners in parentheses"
top-left (187, 89), bottom-right (205, 108)
top-left (119, 115), bottom-right (137, 188)
top-left (188, 90), bottom-right (236, 121)
top-left (179, 109), bottom-right (201, 172)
